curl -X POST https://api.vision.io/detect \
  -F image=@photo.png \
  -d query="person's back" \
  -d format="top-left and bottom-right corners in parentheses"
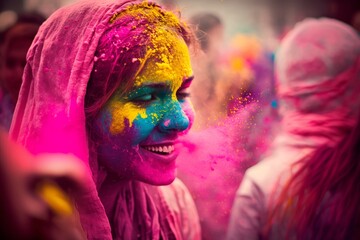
top-left (227, 18), bottom-right (360, 240)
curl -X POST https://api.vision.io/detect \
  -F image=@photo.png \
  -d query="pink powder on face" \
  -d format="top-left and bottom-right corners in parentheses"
top-left (163, 119), bottom-right (170, 127)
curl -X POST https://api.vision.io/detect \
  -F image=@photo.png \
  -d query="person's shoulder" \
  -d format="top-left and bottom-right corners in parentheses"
top-left (243, 149), bottom-right (296, 195)
top-left (246, 155), bottom-right (282, 179)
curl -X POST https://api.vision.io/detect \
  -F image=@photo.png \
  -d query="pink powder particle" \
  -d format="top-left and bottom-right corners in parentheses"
top-left (163, 119), bottom-right (170, 127)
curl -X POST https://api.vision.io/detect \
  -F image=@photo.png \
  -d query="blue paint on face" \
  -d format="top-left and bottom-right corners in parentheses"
top-left (94, 77), bottom-right (194, 185)
top-left (131, 89), bottom-right (191, 144)
top-left (94, 31), bottom-right (194, 185)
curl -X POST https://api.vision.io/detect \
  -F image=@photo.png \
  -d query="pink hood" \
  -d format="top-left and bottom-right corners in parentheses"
top-left (10, 0), bottom-right (139, 164)
top-left (10, 1), bottom-right (201, 239)
top-left (10, 0), bottom-right (141, 239)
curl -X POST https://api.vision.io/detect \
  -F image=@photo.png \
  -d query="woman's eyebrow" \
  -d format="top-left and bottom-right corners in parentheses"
top-left (138, 77), bottom-right (194, 89)
top-left (181, 76), bottom-right (194, 88)
top-left (139, 83), bottom-right (167, 89)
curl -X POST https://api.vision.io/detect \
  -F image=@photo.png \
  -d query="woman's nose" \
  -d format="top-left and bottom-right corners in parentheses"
top-left (158, 101), bottom-right (190, 133)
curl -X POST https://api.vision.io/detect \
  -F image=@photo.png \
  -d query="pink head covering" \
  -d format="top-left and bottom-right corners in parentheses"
top-left (276, 18), bottom-right (360, 147)
top-left (9, 0), bottom-right (143, 239)
top-left (10, 0), bottom-right (139, 163)
top-left (9, 1), bottom-right (201, 239)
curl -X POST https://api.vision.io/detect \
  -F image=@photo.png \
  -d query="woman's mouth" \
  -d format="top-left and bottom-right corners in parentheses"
top-left (141, 144), bottom-right (175, 155)
top-left (139, 142), bottom-right (179, 164)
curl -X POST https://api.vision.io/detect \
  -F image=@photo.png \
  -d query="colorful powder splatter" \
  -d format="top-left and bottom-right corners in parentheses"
top-left (107, 2), bottom-right (193, 134)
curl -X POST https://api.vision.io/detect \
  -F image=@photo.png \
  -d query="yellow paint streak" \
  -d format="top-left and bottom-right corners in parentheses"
top-left (109, 101), bottom-right (147, 134)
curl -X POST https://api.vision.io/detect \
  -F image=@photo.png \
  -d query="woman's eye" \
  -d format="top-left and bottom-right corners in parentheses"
top-left (132, 94), bottom-right (157, 103)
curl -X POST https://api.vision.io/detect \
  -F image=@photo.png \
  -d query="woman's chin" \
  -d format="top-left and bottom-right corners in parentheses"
top-left (138, 170), bottom-right (177, 186)
top-left (135, 147), bottom-right (178, 185)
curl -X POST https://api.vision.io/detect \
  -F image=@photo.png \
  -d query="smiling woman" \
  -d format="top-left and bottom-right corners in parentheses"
top-left (86, 2), bottom-right (195, 186)
top-left (10, 0), bottom-right (200, 239)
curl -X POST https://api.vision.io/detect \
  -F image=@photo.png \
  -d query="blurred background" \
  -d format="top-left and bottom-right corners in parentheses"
top-left (1, 0), bottom-right (359, 48)
top-left (0, 1), bottom-right (359, 239)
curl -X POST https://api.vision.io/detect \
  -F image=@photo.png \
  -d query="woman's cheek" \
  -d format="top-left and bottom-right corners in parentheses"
top-left (108, 101), bottom-right (147, 134)
top-left (182, 100), bottom-right (195, 131)
top-left (131, 111), bottom-right (160, 144)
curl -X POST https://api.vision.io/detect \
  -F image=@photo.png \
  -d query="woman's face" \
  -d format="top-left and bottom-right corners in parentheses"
top-left (94, 32), bottom-right (194, 185)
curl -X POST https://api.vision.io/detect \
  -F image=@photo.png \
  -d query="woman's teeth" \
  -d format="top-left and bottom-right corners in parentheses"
top-left (144, 145), bottom-right (175, 154)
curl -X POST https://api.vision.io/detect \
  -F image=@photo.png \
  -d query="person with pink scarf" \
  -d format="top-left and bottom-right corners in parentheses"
top-left (227, 18), bottom-right (360, 239)
top-left (10, 0), bottom-right (201, 239)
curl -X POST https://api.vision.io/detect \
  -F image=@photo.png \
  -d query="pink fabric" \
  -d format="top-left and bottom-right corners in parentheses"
top-left (276, 18), bottom-right (360, 147)
top-left (9, 0), bottom-right (201, 239)
top-left (10, 0), bottom-right (135, 237)
top-left (99, 179), bottom-right (200, 240)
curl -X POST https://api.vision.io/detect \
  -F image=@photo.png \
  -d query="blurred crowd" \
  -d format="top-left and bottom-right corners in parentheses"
top-left (0, 0), bottom-right (360, 239)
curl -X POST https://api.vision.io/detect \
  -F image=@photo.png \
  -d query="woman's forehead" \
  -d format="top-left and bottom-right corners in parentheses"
top-left (131, 29), bottom-right (192, 89)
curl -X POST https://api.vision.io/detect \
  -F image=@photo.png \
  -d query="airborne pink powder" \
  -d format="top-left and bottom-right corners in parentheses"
top-left (176, 102), bottom-right (275, 239)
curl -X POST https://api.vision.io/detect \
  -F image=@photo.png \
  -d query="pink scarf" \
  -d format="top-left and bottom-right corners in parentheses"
top-left (9, 1), bottom-right (200, 239)
top-left (275, 18), bottom-right (360, 148)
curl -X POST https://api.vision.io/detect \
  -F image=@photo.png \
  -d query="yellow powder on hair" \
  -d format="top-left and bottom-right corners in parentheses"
top-left (111, 1), bottom-right (192, 97)
top-left (135, 28), bottom-right (193, 99)
top-left (110, 1), bottom-right (186, 29)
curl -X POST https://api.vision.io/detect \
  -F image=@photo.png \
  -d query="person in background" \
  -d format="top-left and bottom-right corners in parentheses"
top-left (189, 12), bottom-right (224, 129)
top-left (157, 0), bottom-right (178, 11)
top-left (10, 1), bottom-right (201, 239)
top-left (0, 129), bottom-right (87, 239)
top-left (264, 100), bottom-right (360, 240)
top-left (0, 12), bottom-right (45, 130)
top-left (227, 18), bottom-right (360, 240)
